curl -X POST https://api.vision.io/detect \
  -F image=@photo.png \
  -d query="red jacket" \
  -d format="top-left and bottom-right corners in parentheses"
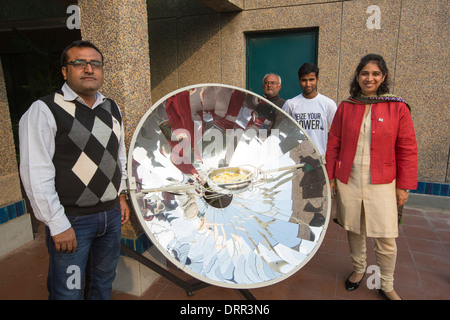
top-left (325, 100), bottom-right (418, 190)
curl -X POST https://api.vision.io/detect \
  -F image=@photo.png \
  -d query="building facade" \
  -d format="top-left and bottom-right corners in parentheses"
top-left (147, 0), bottom-right (449, 185)
top-left (0, 0), bottom-right (448, 287)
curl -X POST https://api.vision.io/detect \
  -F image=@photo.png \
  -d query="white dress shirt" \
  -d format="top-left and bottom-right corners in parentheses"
top-left (19, 83), bottom-right (128, 236)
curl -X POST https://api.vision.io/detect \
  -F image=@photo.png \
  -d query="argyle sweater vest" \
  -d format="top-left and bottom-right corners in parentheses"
top-left (40, 91), bottom-right (122, 216)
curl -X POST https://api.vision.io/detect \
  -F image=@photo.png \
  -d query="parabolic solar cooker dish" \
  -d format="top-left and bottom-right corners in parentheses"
top-left (127, 84), bottom-right (331, 289)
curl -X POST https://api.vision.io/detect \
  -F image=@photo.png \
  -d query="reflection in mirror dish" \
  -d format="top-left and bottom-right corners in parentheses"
top-left (128, 84), bottom-right (331, 289)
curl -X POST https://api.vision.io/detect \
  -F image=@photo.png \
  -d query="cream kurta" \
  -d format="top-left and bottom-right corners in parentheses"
top-left (336, 106), bottom-right (398, 238)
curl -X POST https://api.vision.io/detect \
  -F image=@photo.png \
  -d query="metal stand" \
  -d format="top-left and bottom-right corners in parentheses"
top-left (120, 243), bottom-right (256, 300)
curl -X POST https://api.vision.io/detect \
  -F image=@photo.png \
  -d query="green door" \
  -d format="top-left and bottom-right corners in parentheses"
top-left (246, 29), bottom-right (318, 101)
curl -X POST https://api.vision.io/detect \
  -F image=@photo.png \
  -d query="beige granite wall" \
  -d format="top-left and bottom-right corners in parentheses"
top-left (148, 0), bottom-right (449, 183)
top-left (394, 0), bottom-right (449, 182)
top-left (147, 17), bottom-right (178, 103)
top-left (220, 2), bottom-right (342, 103)
top-left (78, 0), bottom-right (151, 149)
top-left (0, 58), bottom-right (33, 258)
top-left (245, 0), bottom-right (339, 10)
top-left (149, 13), bottom-right (223, 103)
top-left (197, 0), bottom-right (243, 11)
top-left (0, 59), bottom-right (22, 207)
top-left (338, 0), bottom-right (403, 102)
top-left (150, 1), bottom-right (342, 103)
top-left (78, 0), bottom-right (152, 238)
top-left (338, 0), bottom-right (449, 182)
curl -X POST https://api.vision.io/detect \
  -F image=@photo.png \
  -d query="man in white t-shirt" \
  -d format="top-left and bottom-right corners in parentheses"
top-left (282, 63), bottom-right (337, 155)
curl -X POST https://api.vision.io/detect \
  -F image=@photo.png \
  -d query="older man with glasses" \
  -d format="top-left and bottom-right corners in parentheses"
top-left (262, 73), bottom-right (285, 108)
top-left (19, 40), bottom-right (130, 300)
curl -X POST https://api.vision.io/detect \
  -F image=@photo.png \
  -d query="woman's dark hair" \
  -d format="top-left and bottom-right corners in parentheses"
top-left (298, 62), bottom-right (319, 79)
top-left (349, 54), bottom-right (390, 97)
top-left (60, 40), bottom-right (104, 67)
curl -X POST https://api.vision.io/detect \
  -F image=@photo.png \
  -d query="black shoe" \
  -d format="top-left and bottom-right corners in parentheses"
top-left (345, 272), bottom-right (365, 291)
top-left (378, 289), bottom-right (402, 300)
top-left (378, 289), bottom-right (388, 300)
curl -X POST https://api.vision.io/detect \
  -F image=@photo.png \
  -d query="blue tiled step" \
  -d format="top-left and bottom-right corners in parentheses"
top-left (0, 200), bottom-right (26, 225)
top-left (411, 181), bottom-right (450, 197)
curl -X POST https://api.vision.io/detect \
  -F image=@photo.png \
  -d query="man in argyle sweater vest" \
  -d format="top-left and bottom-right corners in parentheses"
top-left (39, 92), bottom-right (123, 215)
top-left (19, 41), bottom-right (130, 300)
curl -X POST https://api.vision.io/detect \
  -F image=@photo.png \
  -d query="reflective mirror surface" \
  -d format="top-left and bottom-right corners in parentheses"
top-left (128, 84), bottom-right (330, 289)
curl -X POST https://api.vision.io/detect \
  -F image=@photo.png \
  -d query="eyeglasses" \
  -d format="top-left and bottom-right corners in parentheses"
top-left (66, 59), bottom-right (104, 69)
top-left (264, 81), bottom-right (279, 86)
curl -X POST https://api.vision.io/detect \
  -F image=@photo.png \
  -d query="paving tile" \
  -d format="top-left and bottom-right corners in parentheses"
top-left (435, 229), bottom-right (450, 243)
top-left (0, 204), bottom-right (448, 301)
top-left (406, 237), bottom-right (447, 257)
top-left (402, 225), bottom-right (440, 242)
top-left (412, 252), bottom-right (450, 274)
top-left (415, 269), bottom-right (450, 300)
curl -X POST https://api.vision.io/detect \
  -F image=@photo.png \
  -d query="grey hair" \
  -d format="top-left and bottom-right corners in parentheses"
top-left (263, 73), bottom-right (282, 85)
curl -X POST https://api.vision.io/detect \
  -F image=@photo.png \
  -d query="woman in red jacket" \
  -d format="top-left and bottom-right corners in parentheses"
top-left (326, 54), bottom-right (417, 300)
